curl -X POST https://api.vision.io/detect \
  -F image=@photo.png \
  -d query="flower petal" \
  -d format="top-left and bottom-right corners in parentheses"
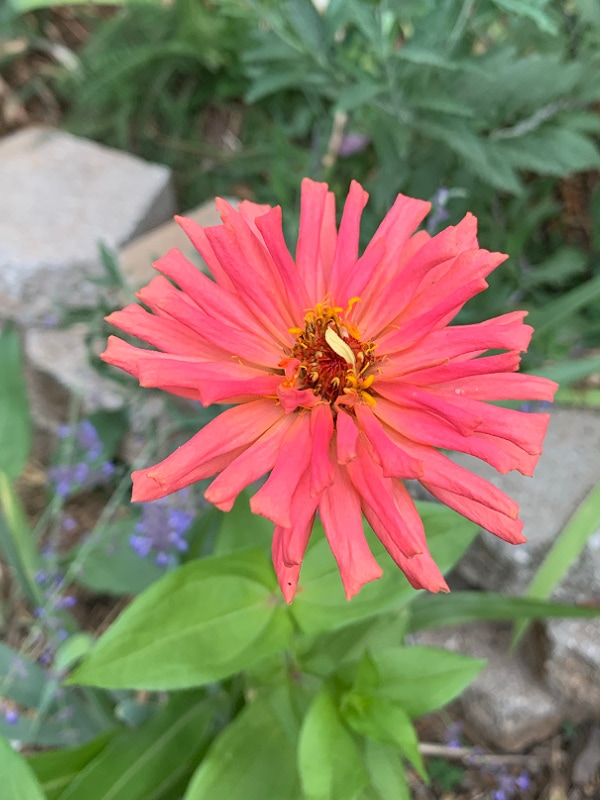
top-left (296, 178), bottom-right (329, 302)
top-left (205, 414), bottom-right (295, 511)
top-left (132, 400), bottom-right (284, 500)
top-left (336, 409), bottom-right (359, 465)
top-left (250, 412), bottom-right (313, 527)
top-left (347, 441), bottom-right (423, 558)
top-left (318, 465), bottom-right (383, 600)
top-left (310, 403), bottom-right (336, 497)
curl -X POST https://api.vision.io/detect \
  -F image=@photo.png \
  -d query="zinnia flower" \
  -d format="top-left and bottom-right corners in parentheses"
top-left (102, 179), bottom-right (557, 601)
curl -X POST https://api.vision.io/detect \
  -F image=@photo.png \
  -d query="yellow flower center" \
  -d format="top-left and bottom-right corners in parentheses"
top-left (287, 301), bottom-right (377, 407)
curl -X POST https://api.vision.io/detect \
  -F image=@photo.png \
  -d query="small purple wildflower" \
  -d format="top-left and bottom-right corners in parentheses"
top-left (339, 133), bottom-right (370, 157)
top-left (444, 720), bottom-right (463, 749)
top-left (485, 764), bottom-right (531, 799)
top-left (55, 595), bottom-right (77, 610)
top-left (63, 515), bottom-right (77, 532)
top-left (49, 421), bottom-right (115, 498)
top-left (4, 708), bottom-right (19, 725)
top-left (130, 494), bottom-right (194, 568)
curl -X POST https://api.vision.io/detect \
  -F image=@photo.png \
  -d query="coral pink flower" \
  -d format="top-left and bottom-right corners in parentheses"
top-left (102, 179), bottom-right (557, 601)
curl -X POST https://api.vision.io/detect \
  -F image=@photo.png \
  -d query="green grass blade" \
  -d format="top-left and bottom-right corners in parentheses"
top-left (511, 482), bottom-right (600, 647)
top-left (407, 591), bottom-right (600, 634)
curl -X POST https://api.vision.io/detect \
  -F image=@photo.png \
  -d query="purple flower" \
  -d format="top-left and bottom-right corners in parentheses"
top-left (339, 133), bottom-right (370, 157)
top-left (130, 493), bottom-right (194, 568)
top-left (4, 709), bottom-right (19, 725)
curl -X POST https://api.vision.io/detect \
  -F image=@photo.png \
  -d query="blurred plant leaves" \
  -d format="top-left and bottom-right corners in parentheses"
top-left (55, 693), bottom-right (216, 800)
top-left (0, 735), bottom-right (46, 800)
top-left (365, 646), bottom-right (485, 719)
top-left (360, 740), bottom-right (411, 800)
top-left (298, 689), bottom-right (368, 800)
top-left (0, 472), bottom-right (42, 605)
top-left (185, 690), bottom-right (301, 799)
top-left (76, 518), bottom-right (164, 596)
top-left (408, 591), bottom-right (600, 634)
top-left (68, 549), bottom-right (293, 690)
top-left (0, 325), bottom-right (31, 479)
top-left (28, 733), bottom-right (114, 800)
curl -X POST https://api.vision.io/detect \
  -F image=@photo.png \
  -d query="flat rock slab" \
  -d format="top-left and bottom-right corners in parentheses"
top-left (0, 127), bottom-right (175, 325)
top-left (118, 198), bottom-right (234, 288)
top-left (457, 407), bottom-right (600, 595)
top-left (545, 618), bottom-right (600, 717)
top-left (411, 623), bottom-right (566, 751)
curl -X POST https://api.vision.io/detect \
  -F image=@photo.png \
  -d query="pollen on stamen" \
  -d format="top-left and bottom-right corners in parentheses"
top-left (286, 301), bottom-right (377, 408)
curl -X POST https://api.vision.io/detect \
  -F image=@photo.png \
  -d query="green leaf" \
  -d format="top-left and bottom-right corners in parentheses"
top-left (57, 694), bottom-right (215, 800)
top-left (0, 472), bottom-right (42, 605)
top-left (185, 690), bottom-right (301, 799)
top-left (77, 519), bottom-right (164, 596)
top-left (291, 504), bottom-right (478, 635)
top-left (0, 325), bottom-right (31, 479)
top-left (408, 591), bottom-right (600, 633)
top-left (0, 735), bottom-right (45, 800)
top-left (533, 355), bottom-right (600, 387)
top-left (527, 272), bottom-right (600, 334)
top-left (298, 690), bottom-right (368, 800)
top-left (336, 81), bottom-right (382, 112)
top-left (214, 492), bottom-right (272, 557)
top-left (28, 733), bottom-right (114, 800)
top-left (394, 45), bottom-right (457, 70)
top-left (491, 0), bottom-right (559, 34)
top-left (343, 698), bottom-right (426, 780)
top-left (368, 646), bottom-right (485, 718)
top-left (512, 483), bottom-right (600, 646)
top-left (68, 549), bottom-right (293, 690)
top-left (522, 247), bottom-right (588, 289)
top-left (362, 740), bottom-right (410, 800)
top-left (501, 128), bottom-right (600, 176)
top-left (0, 644), bottom-right (49, 708)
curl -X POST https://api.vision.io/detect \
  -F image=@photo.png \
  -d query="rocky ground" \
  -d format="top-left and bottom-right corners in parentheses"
top-left (1, 18), bottom-right (600, 793)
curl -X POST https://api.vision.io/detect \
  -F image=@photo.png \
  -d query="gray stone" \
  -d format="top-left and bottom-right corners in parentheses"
top-left (457, 408), bottom-right (600, 594)
top-left (411, 623), bottom-right (566, 751)
top-left (545, 619), bottom-right (600, 717)
top-left (0, 127), bottom-right (176, 325)
top-left (118, 198), bottom-right (234, 288)
top-left (25, 324), bottom-right (126, 431)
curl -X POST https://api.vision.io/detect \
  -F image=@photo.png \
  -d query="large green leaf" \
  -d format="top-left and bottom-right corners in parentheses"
top-left (408, 591), bottom-right (600, 633)
top-left (361, 740), bottom-right (410, 800)
top-left (0, 735), bottom-right (45, 800)
top-left (0, 325), bottom-right (31, 479)
top-left (28, 733), bottom-right (114, 800)
top-left (185, 690), bottom-right (301, 799)
top-left (68, 549), bottom-right (293, 690)
top-left (367, 646), bottom-right (485, 718)
top-left (298, 690), bottom-right (368, 800)
top-left (291, 504), bottom-right (478, 635)
top-left (343, 698), bottom-right (426, 780)
top-left (57, 694), bottom-right (215, 800)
